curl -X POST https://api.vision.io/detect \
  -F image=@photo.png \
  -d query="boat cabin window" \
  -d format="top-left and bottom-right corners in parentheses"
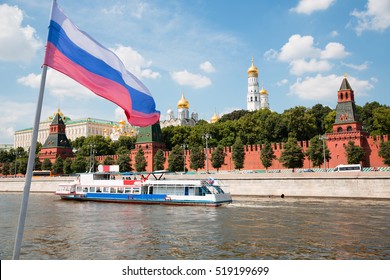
top-left (96, 187), bottom-right (101, 193)
top-left (90, 187), bottom-right (96, 193)
top-left (76, 186), bottom-right (83, 193)
top-left (83, 187), bottom-right (88, 192)
top-left (110, 187), bottom-right (116, 193)
top-left (213, 186), bottom-right (225, 194)
top-left (94, 174), bottom-right (110, 180)
top-left (117, 187), bottom-right (124, 193)
top-left (124, 188), bottom-right (132, 193)
top-left (103, 187), bottom-right (109, 193)
top-left (200, 186), bottom-right (211, 195)
top-left (133, 188), bottom-right (140, 194)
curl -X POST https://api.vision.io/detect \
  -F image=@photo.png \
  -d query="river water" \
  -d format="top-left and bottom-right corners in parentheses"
top-left (0, 193), bottom-right (389, 260)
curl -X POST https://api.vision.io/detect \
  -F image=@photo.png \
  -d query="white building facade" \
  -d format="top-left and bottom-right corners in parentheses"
top-left (14, 110), bottom-right (126, 150)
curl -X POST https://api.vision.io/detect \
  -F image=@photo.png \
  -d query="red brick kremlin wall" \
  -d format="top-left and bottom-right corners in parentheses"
top-left (95, 134), bottom-right (388, 172)
top-left (155, 135), bottom-right (388, 173)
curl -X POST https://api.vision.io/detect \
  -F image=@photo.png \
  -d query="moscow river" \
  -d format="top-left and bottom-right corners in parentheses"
top-left (0, 193), bottom-right (389, 260)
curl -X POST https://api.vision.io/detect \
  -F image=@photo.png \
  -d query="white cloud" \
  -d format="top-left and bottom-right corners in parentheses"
top-left (321, 42), bottom-right (350, 59)
top-left (341, 61), bottom-right (370, 71)
top-left (277, 79), bottom-right (289, 86)
top-left (289, 74), bottom-right (374, 100)
top-left (351, 0), bottom-right (390, 34)
top-left (170, 70), bottom-right (212, 89)
top-left (0, 100), bottom-right (35, 143)
top-left (0, 4), bottom-right (42, 62)
top-left (291, 0), bottom-right (336, 15)
top-left (266, 34), bottom-right (349, 76)
top-left (290, 59), bottom-right (332, 76)
top-left (101, 4), bottom-right (125, 15)
top-left (278, 34), bottom-right (320, 62)
top-left (330, 30), bottom-right (339, 37)
top-left (18, 69), bottom-right (94, 100)
top-left (264, 49), bottom-right (278, 61)
top-left (110, 45), bottom-right (160, 79)
top-left (200, 61), bottom-right (216, 73)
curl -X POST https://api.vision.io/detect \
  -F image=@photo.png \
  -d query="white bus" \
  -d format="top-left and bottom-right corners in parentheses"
top-left (334, 164), bottom-right (362, 172)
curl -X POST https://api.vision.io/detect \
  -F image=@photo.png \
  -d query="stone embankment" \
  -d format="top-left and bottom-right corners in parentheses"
top-left (1, 172), bottom-right (389, 199)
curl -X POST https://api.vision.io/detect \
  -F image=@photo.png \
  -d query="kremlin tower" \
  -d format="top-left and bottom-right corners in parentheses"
top-left (247, 57), bottom-right (269, 111)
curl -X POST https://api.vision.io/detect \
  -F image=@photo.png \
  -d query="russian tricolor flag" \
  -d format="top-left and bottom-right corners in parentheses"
top-left (44, 0), bottom-right (160, 127)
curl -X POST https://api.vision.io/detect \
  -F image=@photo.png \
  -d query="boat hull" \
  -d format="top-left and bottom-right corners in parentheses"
top-left (59, 195), bottom-right (232, 207)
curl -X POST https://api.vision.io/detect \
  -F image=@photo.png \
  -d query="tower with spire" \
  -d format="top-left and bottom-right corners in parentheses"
top-left (247, 57), bottom-right (269, 111)
top-left (39, 108), bottom-right (73, 163)
top-left (326, 75), bottom-right (370, 167)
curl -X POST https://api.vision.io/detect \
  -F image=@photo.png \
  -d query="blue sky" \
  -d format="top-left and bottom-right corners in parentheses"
top-left (1, 0), bottom-right (389, 144)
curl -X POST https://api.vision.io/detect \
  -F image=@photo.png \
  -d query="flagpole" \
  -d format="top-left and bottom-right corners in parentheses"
top-left (12, 65), bottom-right (48, 260)
top-left (12, 0), bottom-right (55, 260)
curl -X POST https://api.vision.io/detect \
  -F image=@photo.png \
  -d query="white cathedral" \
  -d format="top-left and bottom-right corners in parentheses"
top-left (247, 57), bottom-right (269, 111)
top-left (160, 93), bottom-right (199, 128)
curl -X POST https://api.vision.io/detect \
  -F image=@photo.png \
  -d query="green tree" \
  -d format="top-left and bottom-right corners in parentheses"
top-left (308, 104), bottom-right (333, 135)
top-left (211, 146), bottom-right (226, 172)
top-left (52, 156), bottom-right (64, 175)
top-left (323, 111), bottom-right (337, 133)
top-left (34, 156), bottom-right (42, 171)
top-left (71, 155), bottom-right (87, 173)
top-left (282, 106), bottom-right (317, 141)
top-left (189, 146), bottom-right (205, 171)
top-left (41, 158), bottom-right (52, 170)
top-left (116, 146), bottom-right (130, 155)
top-left (379, 141), bottom-right (390, 166)
top-left (232, 137), bottom-right (245, 170)
top-left (167, 145), bottom-right (184, 172)
top-left (359, 101), bottom-right (382, 133)
top-left (260, 142), bottom-right (276, 171)
top-left (63, 158), bottom-right (73, 175)
top-left (372, 107), bottom-right (390, 136)
top-left (305, 136), bottom-right (331, 168)
top-left (279, 137), bottom-right (305, 171)
top-left (1, 162), bottom-right (12, 175)
top-left (117, 154), bottom-right (131, 172)
top-left (344, 141), bottom-right (365, 164)
top-left (134, 149), bottom-right (147, 172)
top-left (153, 149), bottom-right (166, 171)
top-left (103, 156), bottom-right (115, 165)
top-left (16, 157), bottom-right (28, 175)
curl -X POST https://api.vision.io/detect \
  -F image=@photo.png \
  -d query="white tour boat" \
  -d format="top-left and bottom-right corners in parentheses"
top-left (55, 165), bottom-right (232, 207)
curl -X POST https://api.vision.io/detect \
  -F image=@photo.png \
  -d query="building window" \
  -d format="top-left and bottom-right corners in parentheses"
top-left (347, 126), bottom-right (352, 132)
top-left (340, 93), bottom-right (343, 100)
top-left (337, 127), bottom-right (343, 133)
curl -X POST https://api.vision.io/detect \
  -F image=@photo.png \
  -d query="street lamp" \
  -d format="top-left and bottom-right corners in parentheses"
top-left (202, 133), bottom-right (211, 173)
top-left (320, 134), bottom-right (327, 172)
top-left (89, 144), bottom-right (96, 173)
top-left (181, 144), bottom-right (188, 173)
top-left (14, 151), bottom-right (19, 178)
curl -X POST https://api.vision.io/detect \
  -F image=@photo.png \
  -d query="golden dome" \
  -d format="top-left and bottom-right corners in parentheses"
top-left (210, 112), bottom-right (219, 123)
top-left (260, 82), bottom-right (268, 95)
top-left (119, 118), bottom-right (126, 126)
top-left (247, 57), bottom-right (258, 76)
top-left (177, 93), bottom-right (189, 109)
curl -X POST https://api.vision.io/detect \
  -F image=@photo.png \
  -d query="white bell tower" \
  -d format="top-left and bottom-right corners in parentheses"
top-left (247, 57), bottom-right (260, 111)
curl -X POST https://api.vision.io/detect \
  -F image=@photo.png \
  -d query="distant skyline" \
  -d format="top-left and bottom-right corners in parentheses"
top-left (1, 0), bottom-right (389, 143)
